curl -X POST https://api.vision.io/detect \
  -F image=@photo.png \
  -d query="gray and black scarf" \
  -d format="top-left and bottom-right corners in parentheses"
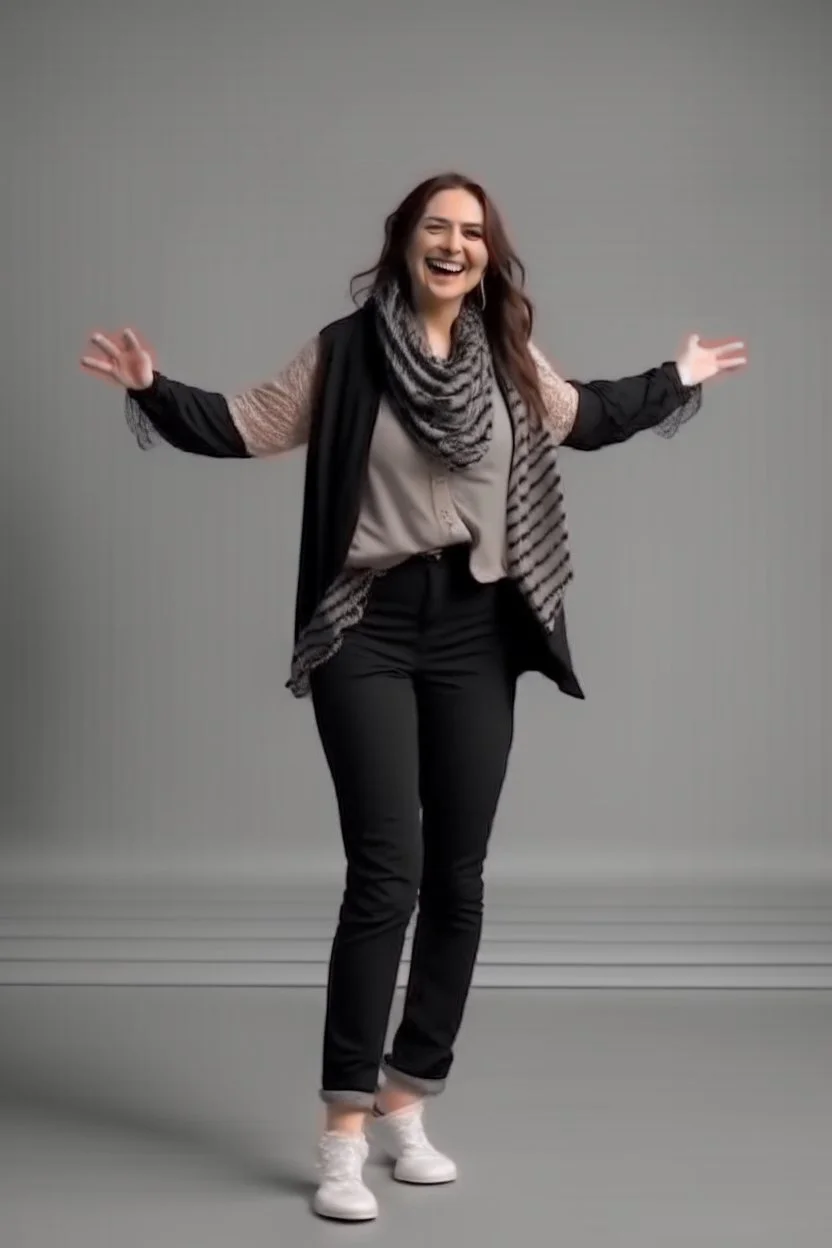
top-left (287, 278), bottom-right (574, 697)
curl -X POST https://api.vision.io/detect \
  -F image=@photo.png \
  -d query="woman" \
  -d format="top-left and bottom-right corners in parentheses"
top-left (81, 171), bottom-right (746, 1223)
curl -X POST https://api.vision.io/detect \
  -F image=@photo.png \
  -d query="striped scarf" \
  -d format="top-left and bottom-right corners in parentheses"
top-left (287, 279), bottom-right (573, 698)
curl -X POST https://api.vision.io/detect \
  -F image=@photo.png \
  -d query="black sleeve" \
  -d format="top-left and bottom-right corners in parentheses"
top-left (562, 361), bottom-right (703, 452)
top-left (124, 372), bottom-right (252, 458)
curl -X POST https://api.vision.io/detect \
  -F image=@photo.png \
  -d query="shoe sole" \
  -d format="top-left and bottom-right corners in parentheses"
top-left (312, 1205), bottom-right (378, 1221)
top-left (374, 1144), bottom-right (458, 1185)
top-left (393, 1168), bottom-right (458, 1185)
top-left (312, 1196), bottom-right (378, 1221)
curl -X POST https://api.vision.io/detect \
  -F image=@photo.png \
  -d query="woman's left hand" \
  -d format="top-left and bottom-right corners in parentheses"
top-left (675, 333), bottom-right (747, 387)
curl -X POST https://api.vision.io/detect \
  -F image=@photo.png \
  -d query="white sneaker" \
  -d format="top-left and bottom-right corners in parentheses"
top-left (312, 1130), bottom-right (379, 1221)
top-left (371, 1100), bottom-right (458, 1184)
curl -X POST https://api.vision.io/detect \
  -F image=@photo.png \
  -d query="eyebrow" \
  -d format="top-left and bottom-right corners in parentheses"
top-left (423, 215), bottom-right (484, 229)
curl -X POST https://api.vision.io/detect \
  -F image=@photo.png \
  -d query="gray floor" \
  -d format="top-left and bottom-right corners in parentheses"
top-left (1, 987), bottom-right (830, 1246)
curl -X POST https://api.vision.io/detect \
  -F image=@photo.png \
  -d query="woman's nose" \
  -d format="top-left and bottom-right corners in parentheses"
top-left (441, 228), bottom-right (463, 254)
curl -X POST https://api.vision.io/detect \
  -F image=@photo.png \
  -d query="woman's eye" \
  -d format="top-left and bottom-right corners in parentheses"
top-left (422, 223), bottom-right (482, 240)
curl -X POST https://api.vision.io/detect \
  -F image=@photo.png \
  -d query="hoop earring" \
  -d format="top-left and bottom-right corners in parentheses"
top-left (479, 276), bottom-right (487, 310)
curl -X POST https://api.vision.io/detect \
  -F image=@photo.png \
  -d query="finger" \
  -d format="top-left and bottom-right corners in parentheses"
top-left (89, 332), bottom-right (120, 359)
top-left (80, 356), bottom-right (114, 375)
top-left (715, 340), bottom-right (745, 355)
top-left (718, 357), bottom-right (747, 370)
top-left (122, 328), bottom-right (141, 351)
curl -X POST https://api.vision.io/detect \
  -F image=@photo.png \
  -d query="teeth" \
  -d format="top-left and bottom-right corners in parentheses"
top-left (428, 259), bottom-right (464, 274)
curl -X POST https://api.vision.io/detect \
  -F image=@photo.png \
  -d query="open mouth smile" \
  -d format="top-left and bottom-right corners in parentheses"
top-left (425, 258), bottom-right (466, 276)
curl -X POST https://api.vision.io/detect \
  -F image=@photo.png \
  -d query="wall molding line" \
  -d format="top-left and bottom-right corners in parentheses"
top-left (2, 875), bottom-right (830, 988)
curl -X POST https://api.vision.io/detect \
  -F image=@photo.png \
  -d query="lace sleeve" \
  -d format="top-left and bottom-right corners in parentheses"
top-left (124, 384), bottom-right (161, 450)
top-left (227, 334), bottom-right (320, 457)
top-left (651, 379), bottom-right (704, 438)
top-left (527, 340), bottom-right (579, 442)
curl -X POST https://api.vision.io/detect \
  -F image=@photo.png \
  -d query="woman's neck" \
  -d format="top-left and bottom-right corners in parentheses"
top-left (413, 295), bottom-right (463, 360)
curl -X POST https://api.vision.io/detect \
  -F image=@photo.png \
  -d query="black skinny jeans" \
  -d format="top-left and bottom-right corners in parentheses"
top-left (309, 544), bottom-right (518, 1110)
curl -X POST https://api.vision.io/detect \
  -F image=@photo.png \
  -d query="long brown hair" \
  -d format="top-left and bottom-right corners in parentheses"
top-left (348, 172), bottom-right (548, 428)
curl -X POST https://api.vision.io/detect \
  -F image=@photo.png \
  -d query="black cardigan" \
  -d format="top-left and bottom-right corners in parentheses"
top-left (125, 305), bottom-right (702, 699)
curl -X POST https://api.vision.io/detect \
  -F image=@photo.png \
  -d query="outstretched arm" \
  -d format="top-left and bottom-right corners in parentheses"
top-left (124, 372), bottom-right (253, 457)
top-left (126, 335), bottom-right (320, 457)
top-left (561, 360), bottom-right (703, 450)
top-left (530, 334), bottom-right (746, 450)
top-left (81, 328), bottom-right (320, 458)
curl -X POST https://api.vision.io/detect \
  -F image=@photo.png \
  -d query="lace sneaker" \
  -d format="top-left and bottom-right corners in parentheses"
top-left (312, 1130), bottom-right (379, 1221)
top-left (371, 1100), bottom-right (458, 1184)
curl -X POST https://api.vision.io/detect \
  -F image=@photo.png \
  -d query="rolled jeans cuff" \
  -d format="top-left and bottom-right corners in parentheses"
top-left (380, 1057), bottom-right (447, 1097)
top-left (319, 1088), bottom-right (377, 1110)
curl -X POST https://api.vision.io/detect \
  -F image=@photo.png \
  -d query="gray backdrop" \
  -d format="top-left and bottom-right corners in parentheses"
top-left (1, 0), bottom-right (829, 897)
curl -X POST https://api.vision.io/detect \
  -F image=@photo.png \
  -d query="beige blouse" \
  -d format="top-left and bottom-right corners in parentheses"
top-left (226, 335), bottom-right (580, 582)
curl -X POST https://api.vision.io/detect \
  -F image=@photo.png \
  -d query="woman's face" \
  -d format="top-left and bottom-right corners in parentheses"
top-left (405, 187), bottom-right (489, 309)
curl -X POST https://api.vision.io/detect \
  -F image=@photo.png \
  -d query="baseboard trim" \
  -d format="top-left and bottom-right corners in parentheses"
top-left (2, 877), bottom-right (831, 988)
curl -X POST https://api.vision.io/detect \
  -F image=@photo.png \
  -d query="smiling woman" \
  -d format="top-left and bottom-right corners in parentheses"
top-left (409, 194), bottom-right (488, 311)
top-left (79, 167), bottom-right (745, 1225)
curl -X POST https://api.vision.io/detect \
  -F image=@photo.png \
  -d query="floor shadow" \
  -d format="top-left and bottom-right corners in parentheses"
top-left (0, 1062), bottom-right (315, 1198)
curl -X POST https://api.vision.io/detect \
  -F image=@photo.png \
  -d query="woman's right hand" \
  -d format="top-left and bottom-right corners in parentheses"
top-left (80, 329), bottom-right (155, 390)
